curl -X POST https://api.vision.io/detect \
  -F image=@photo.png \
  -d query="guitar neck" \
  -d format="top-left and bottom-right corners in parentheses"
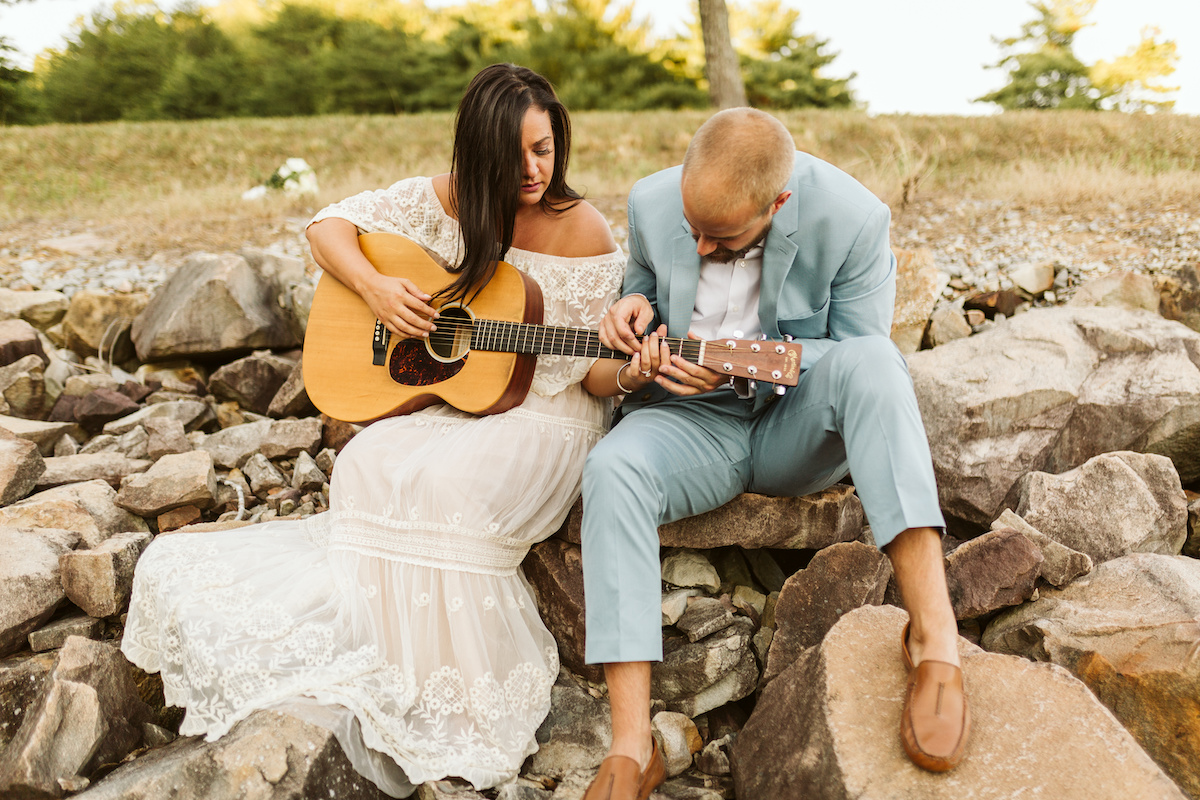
top-left (472, 319), bottom-right (698, 362)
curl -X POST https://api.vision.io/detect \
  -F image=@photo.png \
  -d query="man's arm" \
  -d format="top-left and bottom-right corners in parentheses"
top-left (791, 202), bottom-right (897, 371)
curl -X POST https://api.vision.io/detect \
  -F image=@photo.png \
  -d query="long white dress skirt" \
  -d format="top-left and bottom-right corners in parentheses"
top-left (121, 385), bottom-right (609, 796)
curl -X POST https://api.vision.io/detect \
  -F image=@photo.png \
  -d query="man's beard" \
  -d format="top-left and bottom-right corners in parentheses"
top-left (705, 220), bottom-right (772, 263)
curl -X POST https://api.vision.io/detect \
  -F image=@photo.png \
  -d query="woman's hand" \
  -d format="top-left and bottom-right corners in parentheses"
top-left (359, 272), bottom-right (439, 340)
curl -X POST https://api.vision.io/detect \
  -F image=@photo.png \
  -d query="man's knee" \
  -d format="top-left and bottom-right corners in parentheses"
top-left (824, 335), bottom-right (910, 389)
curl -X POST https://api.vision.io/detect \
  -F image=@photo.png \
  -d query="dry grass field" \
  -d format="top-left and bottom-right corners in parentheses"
top-left (2, 110), bottom-right (1200, 266)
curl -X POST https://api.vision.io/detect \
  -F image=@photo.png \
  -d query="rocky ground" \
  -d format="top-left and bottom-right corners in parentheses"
top-left (0, 197), bottom-right (1199, 800)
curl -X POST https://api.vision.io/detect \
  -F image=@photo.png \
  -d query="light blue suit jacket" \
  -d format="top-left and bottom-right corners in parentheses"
top-left (619, 152), bottom-right (897, 414)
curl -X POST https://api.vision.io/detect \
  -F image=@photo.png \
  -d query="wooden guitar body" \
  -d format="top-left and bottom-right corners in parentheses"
top-left (303, 233), bottom-right (543, 423)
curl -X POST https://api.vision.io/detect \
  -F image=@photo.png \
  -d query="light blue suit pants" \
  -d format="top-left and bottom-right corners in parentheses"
top-left (581, 335), bottom-right (945, 664)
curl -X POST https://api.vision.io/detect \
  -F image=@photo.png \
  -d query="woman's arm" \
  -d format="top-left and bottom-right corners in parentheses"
top-left (306, 217), bottom-right (439, 339)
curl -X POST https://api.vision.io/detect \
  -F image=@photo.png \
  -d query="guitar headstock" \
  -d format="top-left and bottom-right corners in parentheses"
top-left (697, 338), bottom-right (801, 387)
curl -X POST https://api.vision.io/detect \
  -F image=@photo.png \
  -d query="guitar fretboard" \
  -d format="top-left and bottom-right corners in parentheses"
top-left (472, 320), bottom-right (703, 363)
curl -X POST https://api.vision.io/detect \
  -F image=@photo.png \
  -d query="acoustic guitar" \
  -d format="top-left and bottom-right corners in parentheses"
top-left (303, 233), bottom-right (802, 423)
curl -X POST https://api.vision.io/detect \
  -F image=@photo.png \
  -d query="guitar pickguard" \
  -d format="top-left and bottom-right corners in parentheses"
top-left (389, 339), bottom-right (466, 386)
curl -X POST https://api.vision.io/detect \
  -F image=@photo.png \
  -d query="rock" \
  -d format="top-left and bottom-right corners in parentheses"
top-left (0, 636), bottom-right (153, 797)
top-left (144, 416), bottom-right (190, 460)
top-left (3, 480), bottom-right (149, 548)
top-left (1010, 261), bottom-right (1057, 295)
top-left (115, 450), bottom-right (217, 517)
top-left (73, 388), bottom-right (140, 431)
top-left (267, 358), bottom-right (316, 418)
top-left (1186, 495), bottom-right (1200, 559)
top-left (662, 550), bottom-right (720, 592)
top-left (131, 252), bottom-right (302, 361)
top-left (695, 735), bottom-right (733, 776)
top-left (52, 434), bottom-right (77, 457)
top-left (496, 782), bottom-right (553, 800)
top-left (0, 427), bottom-right (45, 504)
top-left (62, 290), bottom-right (148, 361)
top-left (559, 486), bottom-right (865, 550)
top-left (418, 781), bottom-right (488, 799)
top-left (0, 528), bottom-right (77, 656)
top-left (0, 416), bottom-right (83, 456)
top-left (260, 417), bottom-right (322, 460)
top-left (710, 547), bottom-right (755, 593)
top-left (0, 651), bottom-right (57, 750)
top-left (101, 399), bottom-right (208, 436)
top-left (0, 319), bottom-right (47, 368)
top-left (889, 247), bottom-right (941, 355)
top-left (983, 553), bottom-right (1200, 798)
top-left (530, 671), bottom-right (611, 776)
top-left (61, 373), bottom-right (119, 398)
top-left (59, 707), bottom-right (391, 800)
top-left (290, 451), bottom-right (326, 492)
top-left (944, 528), bottom-right (1042, 619)
top-left (320, 415), bottom-right (362, 453)
top-left (0, 289), bottom-right (69, 329)
top-left (196, 418), bottom-right (272, 468)
top-left (60, 531), bottom-right (152, 618)
top-left (763, 541), bottom-right (892, 685)
top-left (0, 353), bottom-right (47, 418)
top-left (243, 452), bottom-right (287, 497)
top-left (38, 233), bottom-right (113, 256)
top-left (35, 453), bottom-right (151, 490)
top-left (924, 303), bottom-right (972, 348)
top-left (523, 539), bottom-right (599, 682)
top-left (653, 618), bottom-right (757, 718)
top-left (209, 352), bottom-right (296, 415)
top-left (908, 306), bottom-right (1200, 529)
top-left (990, 509), bottom-right (1093, 586)
top-left (1157, 262), bottom-right (1200, 334)
top-left (28, 614), bottom-right (103, 653)
top-left (661, 588), bottom-right (700, 626)
top-left (676, 597), bottom-right (735, 643)
top-left (733, 604), bottom-right (1186, 800)
top-left (158, 505), bottom-right (202, 532)
top-left (1068, 270), bottom-right (1160, 312)
top-left (742, 548), bottom-right (786, 593)
top-left (651, 710), bottom-right (701, 778)
top-left (731, 584), bottom-right (766, 619)
top-left (1016, 451), bottom-right (1187, 564)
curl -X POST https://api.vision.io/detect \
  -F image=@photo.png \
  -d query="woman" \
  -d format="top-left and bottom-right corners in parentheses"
top-left (121, 64), bottom-right (641, 797)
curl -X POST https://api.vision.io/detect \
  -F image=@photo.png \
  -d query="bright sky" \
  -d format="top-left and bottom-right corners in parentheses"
top-left (3, 0), bottom-right (1197, 115)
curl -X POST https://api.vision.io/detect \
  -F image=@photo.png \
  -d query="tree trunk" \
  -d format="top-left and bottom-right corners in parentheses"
top-left (698, 0), bottom-right (747, 108)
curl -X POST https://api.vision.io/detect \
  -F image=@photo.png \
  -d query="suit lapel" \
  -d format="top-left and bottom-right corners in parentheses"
top-left (668, 223), bottom-right (701, 335)
top-left (758, 195), bottom-right (801, 338)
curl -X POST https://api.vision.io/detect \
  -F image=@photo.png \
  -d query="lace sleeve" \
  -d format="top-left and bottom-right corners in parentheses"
top-left (516, 249), bottom-right (626, 397)
top-left (308, 177), bottom-right (463, 265)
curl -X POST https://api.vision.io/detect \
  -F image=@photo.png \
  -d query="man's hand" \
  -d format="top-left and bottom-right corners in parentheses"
top-left (599, 295), bottom-right (655, 355)
top-left (655, 332), bottom-right (728, 397)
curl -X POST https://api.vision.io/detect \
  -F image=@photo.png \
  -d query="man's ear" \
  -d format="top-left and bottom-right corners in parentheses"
top-left (770, 190), bottom-right (792, 215)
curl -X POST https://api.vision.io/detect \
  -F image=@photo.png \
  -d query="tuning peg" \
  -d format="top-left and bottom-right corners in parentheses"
top-left (774, 384), bottom-right (787, 396)
top-left (784, 334), bottom-right (794, 342)
top-left (748, 380), bottom-right (757, 392)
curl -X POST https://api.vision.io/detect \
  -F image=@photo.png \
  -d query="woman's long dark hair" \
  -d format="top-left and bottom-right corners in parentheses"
top-left (441, 63), bottom-right (582, 303)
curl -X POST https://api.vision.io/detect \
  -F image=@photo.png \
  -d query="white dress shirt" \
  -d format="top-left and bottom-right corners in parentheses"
top-left (690, 244), bottom-right (765, 341)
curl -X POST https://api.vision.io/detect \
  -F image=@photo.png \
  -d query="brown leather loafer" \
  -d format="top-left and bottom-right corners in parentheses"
top-left (582, 739), bottom-right (666, 800)
top-left (900, 621), bottom-right (970, 772)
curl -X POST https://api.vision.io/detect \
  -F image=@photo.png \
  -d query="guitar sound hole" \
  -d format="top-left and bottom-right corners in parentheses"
top-left (427, 306), bottom-right (473, 361)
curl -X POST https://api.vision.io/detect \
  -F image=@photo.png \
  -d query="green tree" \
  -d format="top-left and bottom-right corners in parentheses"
top-left (0, 39), bottom-right (42, 124)
top-left (976, 0), bottom-right (1177, 111)
top-left (736, 0), bottom-right (854, 109)
top-left (241, 3), bottom-right (340, 116)
top-left (154, 8), bottom-right (247, 118)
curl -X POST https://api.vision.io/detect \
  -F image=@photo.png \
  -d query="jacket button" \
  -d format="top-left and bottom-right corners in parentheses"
top-left (640, 392), bottom-right (653, 401)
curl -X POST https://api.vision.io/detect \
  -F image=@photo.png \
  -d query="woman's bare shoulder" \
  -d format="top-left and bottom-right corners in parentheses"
top-left (554, 200), bottom-right (617, 258)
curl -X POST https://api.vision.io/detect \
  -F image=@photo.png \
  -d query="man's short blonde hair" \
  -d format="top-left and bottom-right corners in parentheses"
top-left (682, 108), bottom-right (795, 219)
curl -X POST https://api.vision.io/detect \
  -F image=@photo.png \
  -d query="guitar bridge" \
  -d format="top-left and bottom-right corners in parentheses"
top-left (372, 320), bottom-right (391, 366)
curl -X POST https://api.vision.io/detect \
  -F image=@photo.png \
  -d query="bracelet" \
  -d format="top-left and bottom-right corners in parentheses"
top-left (615, 362), bottom-right (635, 394)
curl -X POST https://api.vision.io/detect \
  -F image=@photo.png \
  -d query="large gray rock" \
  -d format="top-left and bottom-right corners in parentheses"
top-left (653, 618), bottom-right (757, 718)
top-left (115, 450), bottom-right (217, 517)
top-left (266, 358), bottom-right (316, 419)
top-left (71, 707), bottom-right (393, 800)
top-left (889, 247), bottom-right (941, 355)
top-left (943, 528), bottom-right (1042, 620)
top-left (3, 480), bottom-right (148, 549)
top-left (35, 453), bottom-right (151, 490)
top-left (0, 289), bottom-right (69, 330)
top-left (0, 354), bottom-right (47, 420)
top-left (530, 670), bottom-right (612, 777)
top-left (763, 541), bottom-right (892, 686)
top-left (101, 399), bottom-right (208, 436)
top-left (259, 417), bottom-right (322, 460)
top-left (62, 291), bottom-right (148, 361)
top-left (558, 485), bottom-right (865, 550)
top-left (908, 306), bottom-right (1200, 529)
top-left (0, 528), bottom-right (77, 657)
top-left (983, 553), bottom-right (1200, 798)
top-left (195, 419), bottom-right (272, 469)
top-left (1016, 451), bottom-right (1187, 564)
top-left (0, 636), bottom-right (153, 798)
top-left (60, 531), bottom-right (152, 618)
top-left (0, 416), bottom-right (83, 456)
top-left (0, 427), bottom-right (44, 505)
top-left (131, 252), bottom-right (302, 361)
top-left (209, 352), bottom-right (296, 415)
top-left (733, 604), bottom-right (1186, 800)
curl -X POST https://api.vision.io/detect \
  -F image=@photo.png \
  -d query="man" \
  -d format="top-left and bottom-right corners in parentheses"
top-left (580, 108), bottom-right (968, 800)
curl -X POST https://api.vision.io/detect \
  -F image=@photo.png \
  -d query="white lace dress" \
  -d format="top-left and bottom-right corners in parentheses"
top-left (121, 177), bottom-right (625, 797)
